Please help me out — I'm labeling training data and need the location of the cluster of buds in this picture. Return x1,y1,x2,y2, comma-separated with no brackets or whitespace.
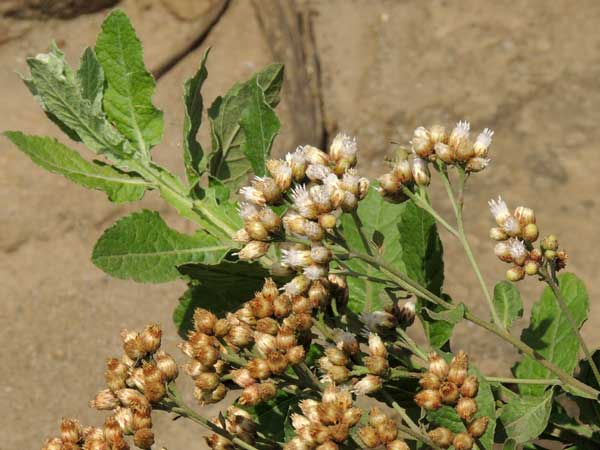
360,300,416,335
179,278,323,410
42,325,177,450
357,408,409,450
488,197,567,281
285,385,362,450
378,122,494,200
235,134,368,288
205,406,257,450
415,352,488,450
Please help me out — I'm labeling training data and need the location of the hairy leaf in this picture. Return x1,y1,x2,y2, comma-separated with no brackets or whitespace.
92,210,229,283
493,281,523,330
427,363,496,449
340,190,446,345
242,390,297,443
514,273,589,395
174,261,275,336
499,389,554,444
95,9,163,154
77,47,104,113
208,63,284,191
240,78,280,176
194,187,243,241
23,43,132,159
182,49,209,189
4,132,146,203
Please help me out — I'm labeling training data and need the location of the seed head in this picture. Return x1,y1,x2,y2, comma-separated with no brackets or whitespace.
488,196,511,226
411,157,430,186
428,352,449,379
193,308,217,335
89,389,119,410
133,428,154,450
60,418,83,443
414,389,442,410
353,374,382,395
237,240,269,260
453,432,474,450
428,427,454,449
460,375,479,398
456,397,478,421
358,425,380,448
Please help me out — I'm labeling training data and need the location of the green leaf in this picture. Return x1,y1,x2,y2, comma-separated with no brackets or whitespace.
182,49,209,189
208,63,284,191
573,350,600,428
174,260,274,336
427,363,496,449
95,9,163,154
4,131,146,203
551,400,600,442
499,389,554,444
92,210,230,283
422,303,465,324
493,281,523,330
23,43,132,159
243,390,297,443
502,438,517,450
339,190,446,345
194,187,243,241
513,273,589,396
240,78,280,176
77,47,104,113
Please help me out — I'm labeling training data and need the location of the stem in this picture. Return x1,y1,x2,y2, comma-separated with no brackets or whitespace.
351,210,375,256
439,166,501,326
401,187,460,238
486,376,561,385
395,327,428,361
293,362,324,391
338,247,600,398
542,266,600,388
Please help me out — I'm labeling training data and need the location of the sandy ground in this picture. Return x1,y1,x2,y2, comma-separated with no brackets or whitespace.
2,1,600,449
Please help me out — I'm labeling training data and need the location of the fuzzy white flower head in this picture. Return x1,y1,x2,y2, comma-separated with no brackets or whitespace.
353,374,382,395
254,332,277,357
330,132,358,162
286,147,306,165
239,186,266,205
291,184,310,204
291,185,318,219
488,196,511,226
303,264,328,280
507,238,527,260
449,120,471,149
473,128,494,157
310,184,333,206
368,333,387,358
306,163,332,181
503,216,522,237
290,413,311,432
238,202,260,220
281,248,312,268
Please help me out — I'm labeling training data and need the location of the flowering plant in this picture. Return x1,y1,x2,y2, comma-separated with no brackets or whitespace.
7,10,600,450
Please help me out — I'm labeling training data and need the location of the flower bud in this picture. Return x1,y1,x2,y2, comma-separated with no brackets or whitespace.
386,440,410,450
237,241,269,260
392,158,413,184
368,333,387,357
132,409,152,431
494,242,512,262
287,345,306,365
325,347,349,366
259,382,277,401
133,429,154,450
419,372,441,390
206,433,233,450
523,223,539,242
447,351,468,386
343,407,363,427
319,213,337,230
228,325,254,348
465,157,490,173
451,121,473,161
254,177,282,204
542,234,559,251
414,389,442,410
309,280,331,310
360,311,397,333
127,367,145,391
468,416,489,438
368,407,387,428
377,419,398,443
233,228,251,243
287,313,313,331
340,191,358,212
214,318,231,337
453,432,474,450
439,381,460,404
103,415,123,444
116,389,148,408
428,427,454,449
524,260,539,276
502,216,522,237
255,332,277,357
460,375,479,398
193,308,217,335
434,142,454,163
276,326,297,349
121,330,145,360
256,317,279,335
395,301,416,328
245,219,270,241
514,206,535,225
456,397,478,421
238,384,262,406
42,438,63,450
303,145,330,165
240,186,267,205
144,380,166,402
428,353,449,379
411,126,434,158
411,157,430,186
284,275,311,296
506,266,525,282
247,358,271,380
231,368,256,388
195,345,220,366
311,245,332,264
60,418,83,443
430,124,448,144
358,425,380,448
89,389,119,410
336,332,359,356
266,350,289,374
316,441,339,450
287,148,308,181
353,375,382,395
249,294,274,319
259,208,282,233
489,227,508,241
272,294,293,319
292,295,314,315
358,177,370,200
473,128,493,157
114,407,134,435
267,159,293,191
328,365,351,383
306,164,332,182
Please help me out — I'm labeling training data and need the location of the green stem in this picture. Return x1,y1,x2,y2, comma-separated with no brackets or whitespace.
351,210,375,256
486,376,561,385
293,362,324,391
337,247,599,398
395,327,428,361
542,266,600,388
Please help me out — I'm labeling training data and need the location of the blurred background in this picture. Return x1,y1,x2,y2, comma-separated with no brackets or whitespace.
2,0,600,448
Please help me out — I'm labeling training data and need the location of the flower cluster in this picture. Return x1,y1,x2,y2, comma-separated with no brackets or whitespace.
42,325,177,450
488,197,567,281
357,408,410,450
235,134,369,291
285,385,363,450
415,352,488,450
378,122,494,200
205,406,257,449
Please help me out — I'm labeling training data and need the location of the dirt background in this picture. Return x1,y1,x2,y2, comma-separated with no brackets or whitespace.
2,1,600,449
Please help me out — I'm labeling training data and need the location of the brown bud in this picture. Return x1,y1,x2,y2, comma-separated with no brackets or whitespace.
386,440,410,450
353,375,382,395
506,266,525,282
414,389,442,410
376,419,398,443
365,356,389,375
154,350,178,381
266,350,289,374
206,433,233,450
89,389,119,410
287,346,306,365
195,345,220,366
309,280,331,310
231,368,256,388
419,372,441,390
143,381,166,403
142,362,165,386
132,410,152,431
228,325,254,348
325,347,349,366
439,381,460,404
249,294,274,319
448,351,469,385
317,440,339,450
467,416,489,438
318,401,342,425
453,432,474,450
273,294,293,318
329,423,350,443
529,248,543,261
103,415,123,444
195,372,220,391
342,407,363,427
247,358,272,380
256,317,279,335
42,438,63,450
428,352,449,379
368,407,387,428
60,418,83,443
193,308,217,335
292,295,314,315
259,207,282,233
121,330,146,360
319,213,337,230
276,326,298,350
114,408,134,435
460,375,479,398
259,382,277,401
140,324,162,354
456,397,478,421
358,425,381,448
287,313,313,331
428,427,454,449
328,365,351,383
133,429,154,450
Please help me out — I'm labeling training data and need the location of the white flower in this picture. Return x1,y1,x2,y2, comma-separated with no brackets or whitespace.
303,264,328,280
286,147,306,165
473,128,494,156
508,238,527,260
290,413,311,431
330,132,358,161
449,120,471,150
488,196,511,226
239,186,266,205
306,163,332,181
503,216,522,237
353,374,382,395
281,249,312,268
238,202,260,220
